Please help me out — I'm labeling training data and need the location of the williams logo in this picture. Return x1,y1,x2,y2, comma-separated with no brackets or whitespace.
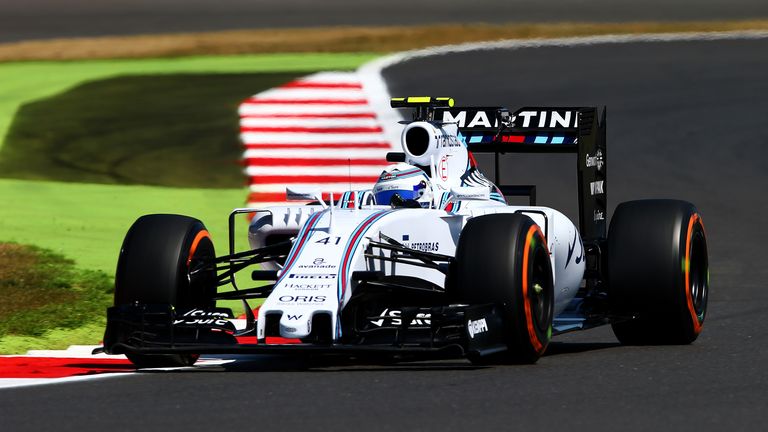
589,180,604,196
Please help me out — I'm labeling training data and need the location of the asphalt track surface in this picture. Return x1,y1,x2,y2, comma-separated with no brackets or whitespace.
1,36,767,430
3,0,768,42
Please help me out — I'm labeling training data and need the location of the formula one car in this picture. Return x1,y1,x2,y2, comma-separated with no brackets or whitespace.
101,97,709,367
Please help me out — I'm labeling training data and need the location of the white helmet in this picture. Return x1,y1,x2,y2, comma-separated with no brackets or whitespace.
372,163,432,207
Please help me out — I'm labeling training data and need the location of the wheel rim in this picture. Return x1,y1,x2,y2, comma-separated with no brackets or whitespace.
184,230,216,307
689,228,708,318
529,245,553,333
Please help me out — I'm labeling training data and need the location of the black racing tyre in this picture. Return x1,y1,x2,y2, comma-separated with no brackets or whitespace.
451,213,554,364
608,200,708,345
114,214,217,368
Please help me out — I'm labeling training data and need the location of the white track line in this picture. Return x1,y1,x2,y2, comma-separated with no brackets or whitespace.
0,373,133,390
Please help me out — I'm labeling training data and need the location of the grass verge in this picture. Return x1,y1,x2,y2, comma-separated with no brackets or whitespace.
0,243,113,353
0,53,378,152
0,178,251,274
0,72,303,187
0,20,766,61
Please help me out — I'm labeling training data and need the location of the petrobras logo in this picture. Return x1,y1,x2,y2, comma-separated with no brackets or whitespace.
436,133,461,148
467,317,489,339
403,241,440,253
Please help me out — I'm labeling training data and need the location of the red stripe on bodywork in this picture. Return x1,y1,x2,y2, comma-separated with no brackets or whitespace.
502,135,525,143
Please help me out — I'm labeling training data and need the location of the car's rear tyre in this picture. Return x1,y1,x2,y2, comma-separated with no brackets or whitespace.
114,214,217,368
608,200,708,345
451,213,554,364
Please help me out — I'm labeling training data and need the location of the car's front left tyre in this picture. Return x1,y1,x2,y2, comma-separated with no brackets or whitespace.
112,214,216,368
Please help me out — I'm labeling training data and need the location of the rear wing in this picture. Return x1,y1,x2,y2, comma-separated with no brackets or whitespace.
433,106,607,241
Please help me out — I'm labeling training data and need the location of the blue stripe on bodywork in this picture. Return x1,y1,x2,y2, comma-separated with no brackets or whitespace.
274,210,324,285
336,210,394,336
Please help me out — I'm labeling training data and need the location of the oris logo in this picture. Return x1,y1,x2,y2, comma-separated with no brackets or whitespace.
278,295,327,303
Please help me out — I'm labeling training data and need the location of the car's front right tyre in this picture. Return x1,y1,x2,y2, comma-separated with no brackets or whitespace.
450,213,554,364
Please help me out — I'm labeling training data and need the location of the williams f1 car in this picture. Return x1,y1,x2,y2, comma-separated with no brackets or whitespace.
102,97,709,367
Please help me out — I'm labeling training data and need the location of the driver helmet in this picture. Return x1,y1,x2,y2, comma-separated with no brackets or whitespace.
372,163,433,207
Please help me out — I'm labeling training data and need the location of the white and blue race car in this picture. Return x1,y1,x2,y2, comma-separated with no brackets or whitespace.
102,97,709,367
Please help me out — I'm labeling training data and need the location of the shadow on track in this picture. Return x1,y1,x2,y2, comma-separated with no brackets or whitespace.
133,341,623,373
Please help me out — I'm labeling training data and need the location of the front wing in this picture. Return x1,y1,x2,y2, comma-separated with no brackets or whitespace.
102,302,508,359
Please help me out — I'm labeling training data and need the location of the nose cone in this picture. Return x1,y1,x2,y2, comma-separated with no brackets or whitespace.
279,312,312,338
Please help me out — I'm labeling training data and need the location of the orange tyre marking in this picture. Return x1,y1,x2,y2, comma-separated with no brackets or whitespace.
187,230,211,267
522,225,545,353
684,214,703,334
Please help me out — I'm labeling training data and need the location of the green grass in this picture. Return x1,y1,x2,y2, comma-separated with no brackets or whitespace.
0,53,378,153
0,178,251,274
0,72,302,187
0,243,114,353
0,178,258,350
0,322,108,354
